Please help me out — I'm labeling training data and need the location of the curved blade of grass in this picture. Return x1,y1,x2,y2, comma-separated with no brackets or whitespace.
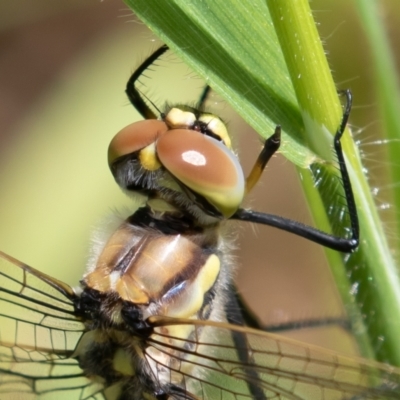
124,0,315,167
124,0,400,366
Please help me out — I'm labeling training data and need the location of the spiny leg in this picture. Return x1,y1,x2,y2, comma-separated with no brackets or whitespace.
232,90,359,252
126,44,169,119
245,125,281,195
197,85,212,110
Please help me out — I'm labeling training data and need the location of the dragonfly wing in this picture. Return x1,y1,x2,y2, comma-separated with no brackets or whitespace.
147,316,400,400
0,359,105,400
0,251,105,399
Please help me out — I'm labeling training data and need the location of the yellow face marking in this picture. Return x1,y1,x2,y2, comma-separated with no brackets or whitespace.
139,142,162,171
165,108,196,129
199,114,231,148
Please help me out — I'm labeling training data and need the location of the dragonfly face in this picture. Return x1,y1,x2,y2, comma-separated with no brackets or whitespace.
0,45,399,400
108,106,244,220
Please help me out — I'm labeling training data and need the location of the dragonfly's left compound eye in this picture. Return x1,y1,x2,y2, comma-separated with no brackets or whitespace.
108,119,168,171
157,128,245,218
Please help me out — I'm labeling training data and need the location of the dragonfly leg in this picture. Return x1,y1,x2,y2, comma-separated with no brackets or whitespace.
245,126,281,195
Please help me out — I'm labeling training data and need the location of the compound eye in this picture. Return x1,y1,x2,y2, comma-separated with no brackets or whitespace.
156,129,245,218
108,120,168,166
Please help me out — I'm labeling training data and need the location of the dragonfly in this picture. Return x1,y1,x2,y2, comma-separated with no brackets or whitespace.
0,44,399,400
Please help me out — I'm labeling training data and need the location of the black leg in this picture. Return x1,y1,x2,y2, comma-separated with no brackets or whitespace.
232,90,359,253
232,288,350,332
245,125,281,195
197,85,212,110
126,44,169,119
263,316,350,332
225,286,267,400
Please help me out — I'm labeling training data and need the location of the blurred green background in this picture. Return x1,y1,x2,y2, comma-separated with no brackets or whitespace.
0,0,399,355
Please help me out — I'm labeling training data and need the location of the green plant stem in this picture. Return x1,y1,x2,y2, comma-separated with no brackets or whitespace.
267,0,400,365
355,0,400,247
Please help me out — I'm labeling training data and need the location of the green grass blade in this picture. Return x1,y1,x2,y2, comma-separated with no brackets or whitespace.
124,0,316,167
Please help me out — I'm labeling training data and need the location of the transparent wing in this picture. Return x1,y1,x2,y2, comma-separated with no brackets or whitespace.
0,360,105,400
147,316,400,400
3,250,399,400
0,251,106,399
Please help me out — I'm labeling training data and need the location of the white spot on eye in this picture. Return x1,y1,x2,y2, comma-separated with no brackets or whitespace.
182,151,206,166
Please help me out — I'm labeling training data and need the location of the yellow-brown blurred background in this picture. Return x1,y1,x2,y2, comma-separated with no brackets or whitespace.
0,0,399,355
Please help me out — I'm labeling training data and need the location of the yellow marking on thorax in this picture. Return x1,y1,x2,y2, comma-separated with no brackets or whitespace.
166,253,220,319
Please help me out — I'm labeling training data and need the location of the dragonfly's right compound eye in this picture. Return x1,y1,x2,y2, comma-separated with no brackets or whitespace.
156,128,245,218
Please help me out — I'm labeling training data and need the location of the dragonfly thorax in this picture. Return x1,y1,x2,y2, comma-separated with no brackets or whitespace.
73,203,235,399
83,212,222,318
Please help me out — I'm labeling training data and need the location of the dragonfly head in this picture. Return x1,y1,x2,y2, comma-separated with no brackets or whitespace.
108,106,245,221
